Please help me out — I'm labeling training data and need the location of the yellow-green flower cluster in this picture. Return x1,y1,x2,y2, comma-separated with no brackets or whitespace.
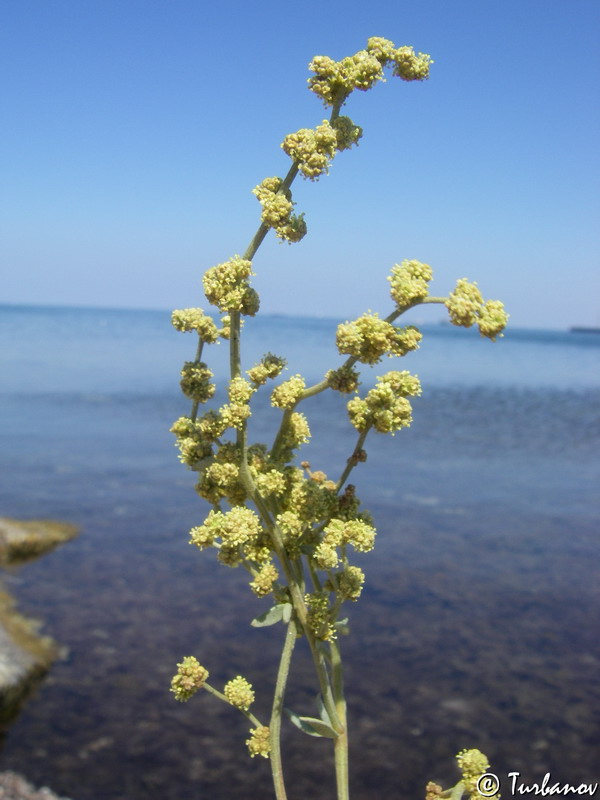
180,361,215,402
249,562,279,597
196,461,245,506
271,374,306,409
388,259,433,307
305,591,336,641
281,116,362,181
308,37,432,107
276,509,306,540
220,402,252,431
247,353,287,386
284,473,338,526
170,656,209,702
478,300,510,341
456,749,491,798
308,52,383,106
228,376,254,405
190,507,262,554
203,255,258,314
336,565,365,601
253,177,307,243
282,121,338,181
326,364,360,393
446,279,509,340
171,308,219,342
224,676,255,710
246,725,271,758
254,468,287,498
392,45,433,81
332,115,363,151
347,371,421,434
170,416,215,467
277,412,311,457
324,518,376,553
336,313,422,364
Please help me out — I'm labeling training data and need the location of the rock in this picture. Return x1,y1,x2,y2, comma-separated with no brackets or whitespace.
0,771,73,800
0,591,57,727
0,517,79,729
0,518,79,566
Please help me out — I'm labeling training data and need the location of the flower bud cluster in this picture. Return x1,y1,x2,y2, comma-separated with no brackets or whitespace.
254,468,287,498
224,676,255,710
271,374,306,409
388,259,433,307
246,725,271,758
247,353,287,386
335,565,365,601
347,371,421,434
249,562,279,597
456,749,491,797
305,590,336,641
336,313,422,364
332,115,363,150
171,308,219,342
180,361,215,402
196,461,245,506
190,507,262,554
170,656,209,702
203,256,258,314
326,364,360,393
446,279,509,340
170,416,215,467
392,45,433,81
277,412,311,457
282,121,338,180
313,516,376,569
253,177,307,243
308,37,432,107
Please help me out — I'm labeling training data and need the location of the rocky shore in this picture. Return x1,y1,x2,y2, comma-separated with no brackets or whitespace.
0,772,72,800
0,518,79,800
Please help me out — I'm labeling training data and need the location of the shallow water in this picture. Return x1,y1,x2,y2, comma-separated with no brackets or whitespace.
0,306,598,797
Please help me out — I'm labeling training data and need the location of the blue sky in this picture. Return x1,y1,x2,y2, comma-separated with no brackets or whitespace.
1,0,599,329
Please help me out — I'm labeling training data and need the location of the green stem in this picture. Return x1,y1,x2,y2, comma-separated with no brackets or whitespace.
269,620,298,800
330,640,349,800
335,428,370,492
190,336,205,423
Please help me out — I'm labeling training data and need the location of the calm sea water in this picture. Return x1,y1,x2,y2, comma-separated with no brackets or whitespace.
0,305,598,799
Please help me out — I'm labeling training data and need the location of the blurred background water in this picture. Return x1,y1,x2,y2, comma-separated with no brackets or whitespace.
0,304,598,798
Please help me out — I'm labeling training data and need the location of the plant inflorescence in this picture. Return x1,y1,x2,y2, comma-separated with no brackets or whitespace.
169,35,506,800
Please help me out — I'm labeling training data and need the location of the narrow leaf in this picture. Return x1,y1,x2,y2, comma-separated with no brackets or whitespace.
298,716,338,739
285,708,337,738
317,694,333,727
251,604,284,627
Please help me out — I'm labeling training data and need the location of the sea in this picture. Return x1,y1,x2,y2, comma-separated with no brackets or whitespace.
0,304,598,799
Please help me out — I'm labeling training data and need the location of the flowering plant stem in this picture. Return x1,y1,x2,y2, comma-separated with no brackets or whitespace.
169,35,508,800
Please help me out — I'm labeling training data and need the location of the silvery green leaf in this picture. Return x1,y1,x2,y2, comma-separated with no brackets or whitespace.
251,604,285,627
281,602,292,623
285,709,337,738
317,694,333,726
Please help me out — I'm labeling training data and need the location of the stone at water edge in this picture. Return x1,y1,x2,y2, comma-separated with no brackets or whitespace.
0,518,79,566
0,516,79,727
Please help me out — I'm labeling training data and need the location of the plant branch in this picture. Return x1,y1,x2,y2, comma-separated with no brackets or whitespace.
269,619,298,800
